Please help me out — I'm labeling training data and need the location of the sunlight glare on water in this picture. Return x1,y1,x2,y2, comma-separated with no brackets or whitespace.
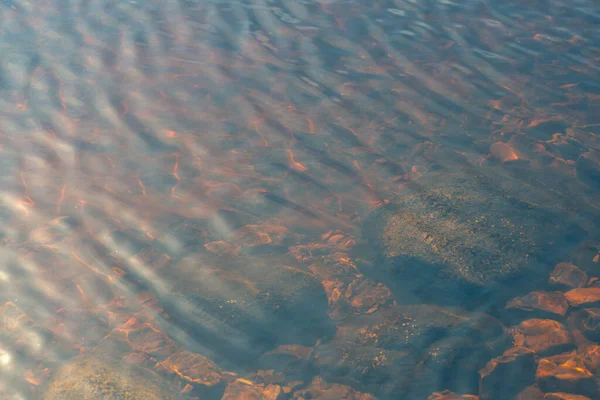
0,0,600,398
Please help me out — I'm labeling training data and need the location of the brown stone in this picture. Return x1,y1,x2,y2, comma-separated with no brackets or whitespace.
479,347,536,400
221,379,284,400
536,352,598,397
512,319,573,356
544,393,592,400
293,377,377,400
427,390,478,399
579,343,600,374
549,263,588,290
564,288,600,307
516,385,545,400
506,291,569,317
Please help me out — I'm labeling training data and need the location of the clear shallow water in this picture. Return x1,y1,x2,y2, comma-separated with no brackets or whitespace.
1,0,600,398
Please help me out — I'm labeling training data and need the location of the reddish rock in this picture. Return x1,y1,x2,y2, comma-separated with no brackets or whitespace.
512,319,573,356
564,288,600,307
506,291,569,317
479,347,536,400
155,350,223,387
579,343,600,374
536,352,598,397
221,379,284,400
427,390,478,399
516,385,546,400
293,377,377,400
544,393,592,400
549,263,588,290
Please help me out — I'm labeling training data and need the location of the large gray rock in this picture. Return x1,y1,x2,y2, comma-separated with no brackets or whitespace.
360,166,587,307
155,253,333,364
42,355,177,400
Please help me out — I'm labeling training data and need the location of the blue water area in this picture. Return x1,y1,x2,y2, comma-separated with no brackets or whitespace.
0,0,599,398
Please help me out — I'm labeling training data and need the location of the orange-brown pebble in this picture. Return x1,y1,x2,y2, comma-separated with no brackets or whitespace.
293,377,377,400
544,393,592,400
564,288,600,307
536,352,597,397
549,263,588,290
479,347,536,400
490,142,519,162
506,291,569,317
512,319,573,356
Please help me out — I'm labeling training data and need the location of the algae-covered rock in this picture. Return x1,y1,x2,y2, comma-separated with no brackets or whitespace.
361,167,586,306
155,253,333,363
42,354,176,400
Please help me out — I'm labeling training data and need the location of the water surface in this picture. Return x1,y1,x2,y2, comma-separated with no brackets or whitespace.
1,0,600,398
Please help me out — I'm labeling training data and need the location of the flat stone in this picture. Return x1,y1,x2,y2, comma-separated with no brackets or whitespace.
512,319,573,356
221,380,284,400
506,291,569,317
536,352,598,397
293,377,377,400
544,393,592,400
427,390,478,399
564,288,600,307
155,350,223,387
515,385,545,400
549,263,588,290
479,347,536,400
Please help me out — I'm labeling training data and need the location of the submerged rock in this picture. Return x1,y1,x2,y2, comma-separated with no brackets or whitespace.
312,305,508,399
155,253,333,363
536,352,598,398
549,263,588,290
576,150,600,190
479,347,536,400
221,379,284,400
506,291,569,318
42,355,176,400
293,377,377,400
564,288,600,307
511,319,573,356
361,167,586,307
427,390,479,400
